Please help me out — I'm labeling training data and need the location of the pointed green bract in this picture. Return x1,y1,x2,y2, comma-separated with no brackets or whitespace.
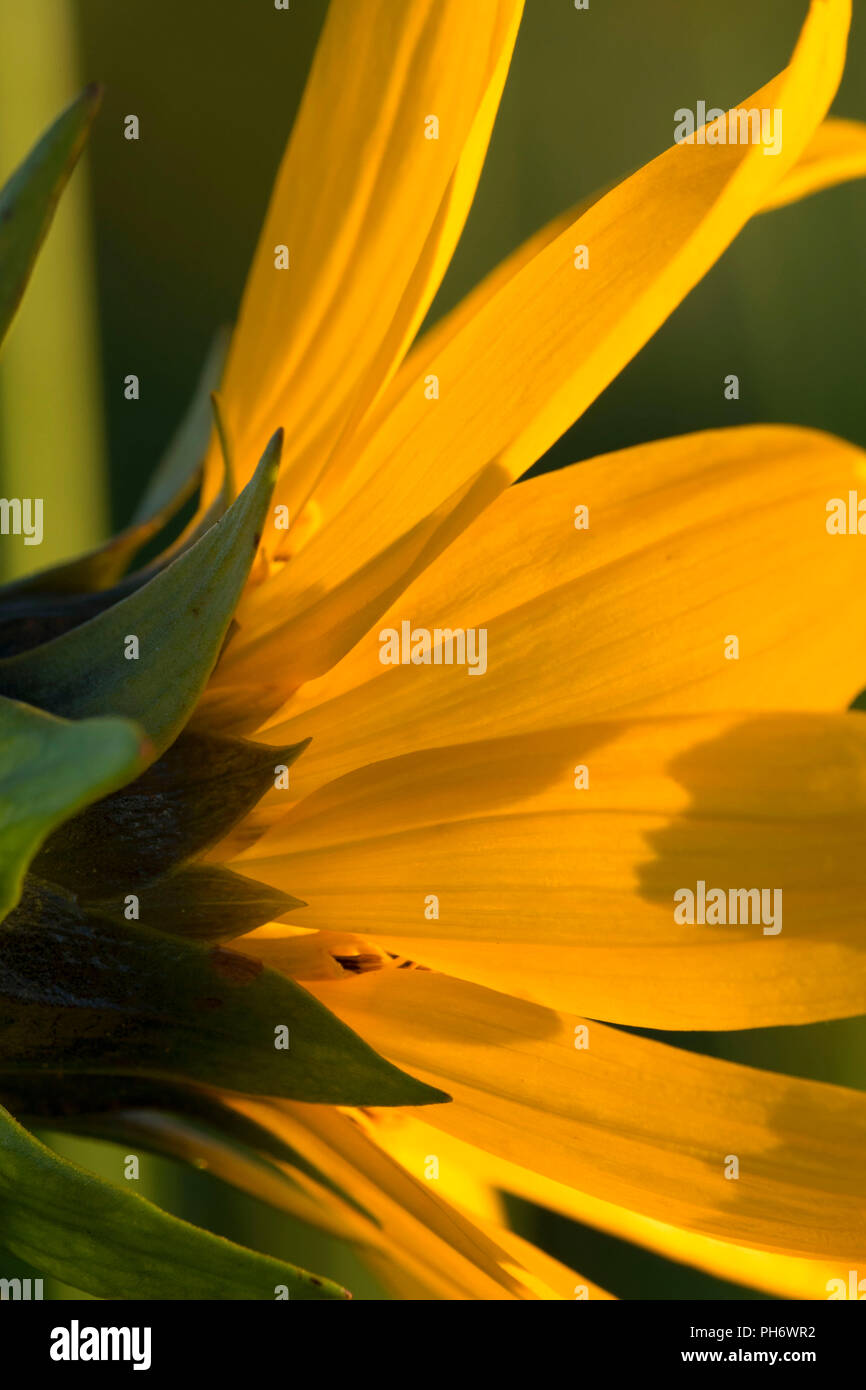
33,731,309,895
88,863,304,942
0,880,450,1108
0,86,101,355
0,432,282,767
0,1104,348,1299
0,696,144,921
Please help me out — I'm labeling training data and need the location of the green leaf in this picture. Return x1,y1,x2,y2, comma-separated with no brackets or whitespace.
0,696,144,921
0,86,100,354
33,730,309,895
0,431,282,766
0,1103,349,1299
0,880,449,1108
88,864,304,942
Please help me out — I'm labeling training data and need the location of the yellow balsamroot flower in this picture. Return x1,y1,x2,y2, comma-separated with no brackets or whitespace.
4,0,866,1301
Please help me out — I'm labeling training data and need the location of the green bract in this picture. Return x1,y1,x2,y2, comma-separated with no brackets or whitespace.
0,87,100,356
0,1105,350,1300
0,92,450,1302
0,432,283,763
0,696,144,920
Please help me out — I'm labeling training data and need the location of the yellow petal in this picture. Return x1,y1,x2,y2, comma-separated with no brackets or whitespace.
281,108,866,560
368,1110,847,1302
221,0,852,692
297,968,866,1265
231,1099,586,1300
243,426,866,800
765,116,866,210
464,1214,614,1301
344,1108,613,1299
300,107,866,529
305,108,866,525
239,710,866,1029
205,0,523,514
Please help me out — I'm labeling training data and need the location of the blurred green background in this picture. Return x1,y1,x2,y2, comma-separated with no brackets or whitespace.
1,0,865,1299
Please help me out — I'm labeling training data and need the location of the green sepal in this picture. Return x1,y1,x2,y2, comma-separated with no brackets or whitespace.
0,431,282,766
0,485,230,658
0,1104,349,1299
87,864,304,942
3,1073,378,1226
33,730,309,895
0,695,144,921
0,880,450,1108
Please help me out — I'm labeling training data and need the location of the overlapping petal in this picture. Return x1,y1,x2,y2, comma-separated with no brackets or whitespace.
205,0,524,515
238,709,866,1029
237,426,866,798
363,1109,851,1301
228,1097,609,1300
276,968,866,1266
216,0,853,698
765,115,866,209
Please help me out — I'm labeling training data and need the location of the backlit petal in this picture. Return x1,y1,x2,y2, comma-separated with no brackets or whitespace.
247,427,866,798
206,0,523,515
294,969,866,1264
765,115,866,209
221,0,852,692
240,710,866,1029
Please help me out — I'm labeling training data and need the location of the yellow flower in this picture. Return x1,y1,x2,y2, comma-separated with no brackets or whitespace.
159,0,866,1298
8,0,866,1301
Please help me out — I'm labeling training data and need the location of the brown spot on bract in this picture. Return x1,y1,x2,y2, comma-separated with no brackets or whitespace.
209,947,263,985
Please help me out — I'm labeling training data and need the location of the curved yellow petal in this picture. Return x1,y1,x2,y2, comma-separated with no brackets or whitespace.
368,1111,848,1302
287,108,866,550
765,115,866,210
328,110,866,454
205,0,523,512
347,1109,614,1298
230,1099,591,1300
238,710,866,1029
240,426,866,800
295,968,866,1265
297,107,866,528
221,0,852,693
462,1213,615,1302
304,108,866,527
